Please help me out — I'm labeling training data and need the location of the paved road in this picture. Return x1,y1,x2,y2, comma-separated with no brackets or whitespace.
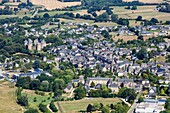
127,85,142,113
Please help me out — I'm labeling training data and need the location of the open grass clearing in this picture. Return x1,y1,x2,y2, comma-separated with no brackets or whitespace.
0,81,22,113
57,98,120,113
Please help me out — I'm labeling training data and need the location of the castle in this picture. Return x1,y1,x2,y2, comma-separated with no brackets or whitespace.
24,39,47,51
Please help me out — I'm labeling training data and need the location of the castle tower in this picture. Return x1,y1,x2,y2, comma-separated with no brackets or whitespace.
41,39,46,48
36,42,42,51
28,39,33,50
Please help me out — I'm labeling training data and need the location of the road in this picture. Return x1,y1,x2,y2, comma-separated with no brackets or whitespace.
32,9,38,18
127,85,142,113
68,88,74,98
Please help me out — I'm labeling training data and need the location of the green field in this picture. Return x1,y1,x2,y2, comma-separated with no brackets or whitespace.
57,98,121,113
22,89,53,109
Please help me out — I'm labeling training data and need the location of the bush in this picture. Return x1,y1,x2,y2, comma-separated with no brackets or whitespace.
24,108,39,113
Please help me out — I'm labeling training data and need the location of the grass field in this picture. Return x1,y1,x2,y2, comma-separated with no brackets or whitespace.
111,5,170,21
22,89,53,109
0,81,22,113
57,98,120,113
30,0,81,10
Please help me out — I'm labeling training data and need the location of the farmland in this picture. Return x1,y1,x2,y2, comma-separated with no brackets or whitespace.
0,81,22,113
56,98,121,113
123,0,165,3
111,5,170,21
30,0,81,10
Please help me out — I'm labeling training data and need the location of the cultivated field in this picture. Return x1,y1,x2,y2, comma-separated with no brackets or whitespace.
57,98,121,113
123,0,165,3
30,0,81,10
0,81,22,113
111,5,170,21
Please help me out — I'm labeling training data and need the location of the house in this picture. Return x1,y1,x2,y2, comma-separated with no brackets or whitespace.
148,87,157,98
19,69,51,79
64,83,73,93
108,83,119,93
86,77,113,86
142,80,150,88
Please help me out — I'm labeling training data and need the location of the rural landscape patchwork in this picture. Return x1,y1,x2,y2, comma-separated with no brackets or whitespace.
0,0,170,113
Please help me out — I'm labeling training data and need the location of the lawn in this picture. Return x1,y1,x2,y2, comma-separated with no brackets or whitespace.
57,98,121,113
0,81,22,113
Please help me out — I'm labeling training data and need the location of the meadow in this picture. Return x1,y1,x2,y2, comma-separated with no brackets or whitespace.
56,98,121,113
22,89,53,110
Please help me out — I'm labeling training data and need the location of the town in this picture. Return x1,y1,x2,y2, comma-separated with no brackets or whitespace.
0,0,170,113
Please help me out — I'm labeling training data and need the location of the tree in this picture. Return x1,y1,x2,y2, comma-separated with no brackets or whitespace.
43,13,50,18
101,30,110,39
138,97,144,103
118,87,136,103
29,79,41,90
110,104,114,109
92,12,97,17
101,106,109,113
74,86,86,100
87,104,93,112
151,18,159,23
117,18,129,26
90,81,95,87
111,14,118,22
54,90,63,98
17,95,28,106
136,48,147,60
24,108,39,113
32,60,41,69
39,103,49,113
49,102,58,112
136,16,142,21
76,13,81,18
138,35,144,40
131,5,137,10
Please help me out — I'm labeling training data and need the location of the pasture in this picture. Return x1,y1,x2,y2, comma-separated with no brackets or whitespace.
0,81,22,113
56,98,121,113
